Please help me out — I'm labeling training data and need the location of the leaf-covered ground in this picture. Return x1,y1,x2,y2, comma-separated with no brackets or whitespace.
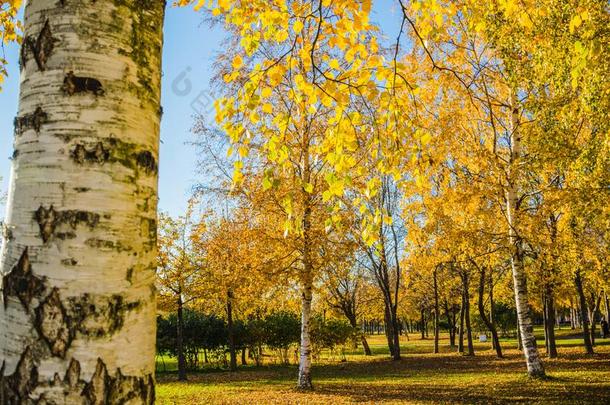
156,330,610,404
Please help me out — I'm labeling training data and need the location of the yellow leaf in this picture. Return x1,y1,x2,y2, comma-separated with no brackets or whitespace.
232,55,243,69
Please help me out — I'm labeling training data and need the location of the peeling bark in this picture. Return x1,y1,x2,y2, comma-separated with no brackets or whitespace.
14,107,48,135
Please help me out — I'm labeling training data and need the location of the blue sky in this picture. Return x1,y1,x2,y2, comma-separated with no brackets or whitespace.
0,2,401,219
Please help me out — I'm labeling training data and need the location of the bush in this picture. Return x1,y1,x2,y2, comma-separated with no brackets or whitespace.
311,317,356,359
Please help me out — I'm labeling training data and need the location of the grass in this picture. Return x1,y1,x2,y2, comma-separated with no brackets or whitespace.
156,328,610,404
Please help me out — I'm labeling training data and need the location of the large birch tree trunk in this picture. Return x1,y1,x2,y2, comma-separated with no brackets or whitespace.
506,93,545,377
0,0,165,403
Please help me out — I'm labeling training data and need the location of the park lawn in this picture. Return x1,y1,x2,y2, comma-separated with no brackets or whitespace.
156,330,610,404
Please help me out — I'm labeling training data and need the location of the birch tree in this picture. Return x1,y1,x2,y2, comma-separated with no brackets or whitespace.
1,1,164,402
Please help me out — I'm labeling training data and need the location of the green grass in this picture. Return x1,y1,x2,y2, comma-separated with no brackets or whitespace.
156,327,610,404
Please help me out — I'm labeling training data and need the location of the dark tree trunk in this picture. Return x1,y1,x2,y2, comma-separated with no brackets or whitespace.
433,269,440,354
177,296,187,381
383,301,401,360
544,285,558,358
575,271,594,355
542,292,549,353
420,308,426,340
444,301,456,347
458,294,465,353
477,267,502,358
227,290,237,371
463,273,475,356
605,292,610,324
489,272,496,350
348,314,372,356
588,293,602,346
241,348,247,366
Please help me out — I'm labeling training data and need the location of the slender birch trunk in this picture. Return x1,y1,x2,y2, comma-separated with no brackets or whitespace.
0,1,165,402
298,271,313,389
297,137,313,390
506,92,545,377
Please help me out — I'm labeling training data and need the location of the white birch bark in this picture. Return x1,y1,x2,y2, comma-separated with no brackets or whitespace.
297,139,313,390
506,92,545,377
0,0,165,403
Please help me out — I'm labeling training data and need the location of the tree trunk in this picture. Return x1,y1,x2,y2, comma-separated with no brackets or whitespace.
392,309,401,360
574,270,594,354
444,301,456,347
227,290,237,371
347,315,371,356
477,267,502,358
506,92,545,377
463,273,475,356
433,269,440,354
588,293,602,347
0,1,164,403
489,272,496,350
605,292,610,324
544,286,558,358
420,308,426,340
177,296,187,381
458,293,465,353
241,348,247,366
298,275,313,389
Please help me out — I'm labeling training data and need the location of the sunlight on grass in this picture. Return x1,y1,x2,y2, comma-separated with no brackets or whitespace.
157,329,610,404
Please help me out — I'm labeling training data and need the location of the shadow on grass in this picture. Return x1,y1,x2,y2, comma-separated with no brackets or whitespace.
158,349,610,403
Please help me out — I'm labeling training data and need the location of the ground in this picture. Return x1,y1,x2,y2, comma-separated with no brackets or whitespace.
156,328,610,404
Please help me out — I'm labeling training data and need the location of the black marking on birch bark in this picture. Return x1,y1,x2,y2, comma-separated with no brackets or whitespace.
82,358,154,405
20,20,57,72
136,150,158,173
66,294,142,338
14,107,48,135
126,267,134,284
35,205,58,243
34,288,73,358
62,71,105,96
11,149,19,160
0,347,39,404
35,205,101,243
70,138,158,175
2,249,46,311
83,238,132,253
61,258,78,266
71,142,110,164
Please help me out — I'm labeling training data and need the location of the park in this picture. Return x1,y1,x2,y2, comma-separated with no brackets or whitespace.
0,0,608,403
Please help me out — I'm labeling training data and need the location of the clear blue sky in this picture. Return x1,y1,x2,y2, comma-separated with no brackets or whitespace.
0,2,401,219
